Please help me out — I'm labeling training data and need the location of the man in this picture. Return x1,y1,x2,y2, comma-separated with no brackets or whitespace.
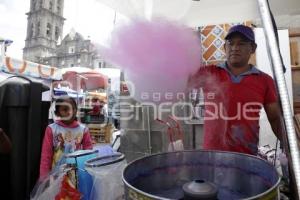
89,98,101,116
189,24,283,155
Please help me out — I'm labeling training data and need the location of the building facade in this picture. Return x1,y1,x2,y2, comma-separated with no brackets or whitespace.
23,0,107,69
41,29,106,68
23,0,65,63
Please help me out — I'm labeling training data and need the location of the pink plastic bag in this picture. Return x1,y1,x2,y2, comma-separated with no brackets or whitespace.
157,115,184,152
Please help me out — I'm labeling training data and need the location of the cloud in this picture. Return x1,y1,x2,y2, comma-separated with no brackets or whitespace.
63,0,117,44
0,0,127,60
0,0,28,59
0,0,13,9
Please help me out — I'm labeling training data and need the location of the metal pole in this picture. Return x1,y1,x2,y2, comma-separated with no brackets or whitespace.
192,124,196,149
257,0,300,196
146,106,152,154
0,41,5,67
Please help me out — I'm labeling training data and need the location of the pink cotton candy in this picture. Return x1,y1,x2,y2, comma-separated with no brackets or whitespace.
100,18,202,103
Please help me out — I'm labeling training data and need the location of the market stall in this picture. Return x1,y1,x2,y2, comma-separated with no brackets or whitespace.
25,0,300,199
96,0,300,199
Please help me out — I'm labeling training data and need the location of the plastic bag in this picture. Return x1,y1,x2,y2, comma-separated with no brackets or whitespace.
30,168,66,200
86,158,127,200
157,115,185,152
168,139,184,152
55,173,81,200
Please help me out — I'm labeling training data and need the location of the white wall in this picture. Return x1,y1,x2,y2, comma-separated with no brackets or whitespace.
255,28,293,149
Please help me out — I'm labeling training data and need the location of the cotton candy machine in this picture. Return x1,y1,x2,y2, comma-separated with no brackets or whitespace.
123,150,280,200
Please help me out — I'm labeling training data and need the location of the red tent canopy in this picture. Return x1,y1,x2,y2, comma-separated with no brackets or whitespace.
62,71,108,91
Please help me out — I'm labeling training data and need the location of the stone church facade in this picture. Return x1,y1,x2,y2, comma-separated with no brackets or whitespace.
40,29,105,68
23,0,106,69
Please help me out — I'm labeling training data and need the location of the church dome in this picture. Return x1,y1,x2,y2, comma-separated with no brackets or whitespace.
62,28,84,42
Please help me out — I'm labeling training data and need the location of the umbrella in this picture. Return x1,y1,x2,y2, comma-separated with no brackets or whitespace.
62,71,108,91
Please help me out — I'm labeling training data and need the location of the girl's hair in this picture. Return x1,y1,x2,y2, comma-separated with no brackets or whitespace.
54,96,77,116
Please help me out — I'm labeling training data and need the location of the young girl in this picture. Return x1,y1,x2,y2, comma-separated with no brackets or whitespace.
39,97,93,179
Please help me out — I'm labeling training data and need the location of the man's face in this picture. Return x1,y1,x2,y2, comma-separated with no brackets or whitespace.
224,33,256,68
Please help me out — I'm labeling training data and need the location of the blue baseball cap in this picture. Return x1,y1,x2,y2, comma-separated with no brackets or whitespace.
225,25,255,42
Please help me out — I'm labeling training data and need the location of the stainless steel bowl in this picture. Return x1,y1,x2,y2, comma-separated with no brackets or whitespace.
123,150,280,200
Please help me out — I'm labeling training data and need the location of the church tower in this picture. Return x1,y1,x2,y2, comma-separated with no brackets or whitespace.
23,0,65,63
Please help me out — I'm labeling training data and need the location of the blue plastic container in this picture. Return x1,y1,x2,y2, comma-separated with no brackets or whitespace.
66,149,98,200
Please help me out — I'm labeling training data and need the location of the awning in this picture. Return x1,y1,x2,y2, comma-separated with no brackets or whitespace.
62,71,108,91
96,0,300,26
1,56,60,80
53,87,85,98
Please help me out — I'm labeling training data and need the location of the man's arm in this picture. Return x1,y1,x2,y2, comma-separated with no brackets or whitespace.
187,67,208,90
264,102,283,142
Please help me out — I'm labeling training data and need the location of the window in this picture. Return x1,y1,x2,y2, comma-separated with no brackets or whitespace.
36,0,40,9
57,5,61,14
36,21,40,36
98,62,105,68
32,0,42,10
32,0,36,11
70,64,74,67
32,0,41,10
56,0,61,14
46,23,52,37
68,46,75,54
40,0,44,8
55,26,59,40
29,24,34,38
49,1,53,11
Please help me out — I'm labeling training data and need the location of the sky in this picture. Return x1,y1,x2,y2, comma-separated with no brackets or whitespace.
0,0,124,59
